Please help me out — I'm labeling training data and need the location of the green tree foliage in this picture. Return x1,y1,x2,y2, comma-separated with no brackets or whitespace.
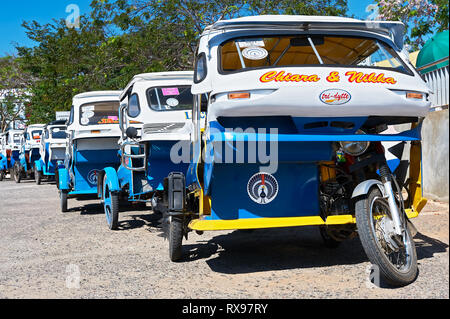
17,0,349,124
376,0,449,49
0,56,32,131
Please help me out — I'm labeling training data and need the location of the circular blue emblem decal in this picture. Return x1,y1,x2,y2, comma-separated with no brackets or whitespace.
87,169,99,185
247,172,279,205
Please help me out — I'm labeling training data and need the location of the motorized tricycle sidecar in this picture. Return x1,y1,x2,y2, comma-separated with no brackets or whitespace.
57,91,122,212
0,133,7,181
13,124,45,183
34,120,68,185
97,71,199,230
160,15,432,286
0,129,24,181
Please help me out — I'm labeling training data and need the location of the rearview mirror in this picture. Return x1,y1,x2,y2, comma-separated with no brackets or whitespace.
126,127,138,139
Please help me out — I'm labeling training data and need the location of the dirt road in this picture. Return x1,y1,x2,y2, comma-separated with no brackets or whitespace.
0,179,448,299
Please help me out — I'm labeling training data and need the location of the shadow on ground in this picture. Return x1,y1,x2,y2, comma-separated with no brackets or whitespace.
179,227,448,276
118,210,162,231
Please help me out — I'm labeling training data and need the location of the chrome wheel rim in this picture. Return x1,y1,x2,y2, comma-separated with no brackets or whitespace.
369,196,413,273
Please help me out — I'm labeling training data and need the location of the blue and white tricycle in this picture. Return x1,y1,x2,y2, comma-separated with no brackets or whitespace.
34,120,68,185
13,124,45,183
98,71,197,230
57,91,122,212
161,15,431,287
0,129,24,181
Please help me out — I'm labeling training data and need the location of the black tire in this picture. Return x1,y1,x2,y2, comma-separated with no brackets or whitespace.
60,191,68,213
55,169,60,189
35,166,42,185
0,170,4,181
355,187,418,287
169,217,184,262
13,164,21,183
103,174,119,230
319,226,342,248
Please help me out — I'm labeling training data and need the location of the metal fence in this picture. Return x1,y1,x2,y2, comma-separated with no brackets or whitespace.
417,57,449,112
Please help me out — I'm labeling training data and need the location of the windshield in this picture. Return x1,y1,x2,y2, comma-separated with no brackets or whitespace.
50,127,67,139
79,101,120,126
147,86,193,111
13,134,21,144
26,130,42,141
220,35,410,74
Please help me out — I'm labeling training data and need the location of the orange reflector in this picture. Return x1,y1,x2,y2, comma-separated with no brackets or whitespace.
91,130,101,134
228,92,250,99
406,92,423,99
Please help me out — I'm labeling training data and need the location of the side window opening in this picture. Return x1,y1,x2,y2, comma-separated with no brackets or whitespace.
68,106,74,125
194,53,207,83
127,94,141,118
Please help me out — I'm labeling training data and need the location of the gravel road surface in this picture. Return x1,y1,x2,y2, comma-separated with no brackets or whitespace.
0,179,448,299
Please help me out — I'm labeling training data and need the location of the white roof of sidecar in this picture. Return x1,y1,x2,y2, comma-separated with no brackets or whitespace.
5,130,24,145
23,124,45,143
25,124,46,132
70,90,122,140
120,71,194,101
203,15,405,50
120,71,195,142
73,90,122,101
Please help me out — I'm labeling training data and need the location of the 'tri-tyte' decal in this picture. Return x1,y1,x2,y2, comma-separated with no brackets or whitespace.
319,89,351,105
247,172,279,205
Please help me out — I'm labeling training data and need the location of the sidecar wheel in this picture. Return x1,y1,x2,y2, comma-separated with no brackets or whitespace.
355,187,417,287
319,226,341,248
169,217,184,262
34,166,42,185
103,175,119,230
60,191,68,213
13,164,21,183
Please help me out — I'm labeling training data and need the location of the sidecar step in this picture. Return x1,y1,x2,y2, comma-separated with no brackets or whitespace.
189,209,419,231
189,215,354,231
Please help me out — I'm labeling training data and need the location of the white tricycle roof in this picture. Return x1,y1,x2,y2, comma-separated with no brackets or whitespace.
23,124,46,148
70,90,122,140
193,15,430,119
121,71,195,142
4,130,24,148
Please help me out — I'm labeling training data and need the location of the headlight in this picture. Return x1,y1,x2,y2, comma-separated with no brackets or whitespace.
339,130,370,156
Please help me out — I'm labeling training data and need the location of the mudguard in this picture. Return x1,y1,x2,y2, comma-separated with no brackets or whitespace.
34,159,43,172
58,168,70,190
0,155,6,170
98,167,121,198
351,179,386,198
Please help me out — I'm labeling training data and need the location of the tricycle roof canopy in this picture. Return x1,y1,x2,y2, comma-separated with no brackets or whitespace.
74,90,122,101
204,15,405,50
120,71,194,101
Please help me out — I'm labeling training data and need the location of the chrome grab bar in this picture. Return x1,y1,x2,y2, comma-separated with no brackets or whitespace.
118,103,127,140
121,140,147,172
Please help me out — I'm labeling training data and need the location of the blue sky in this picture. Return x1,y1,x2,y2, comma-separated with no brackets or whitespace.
0,0,373,56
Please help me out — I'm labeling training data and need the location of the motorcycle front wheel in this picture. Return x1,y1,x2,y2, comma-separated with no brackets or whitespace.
355,187,418,287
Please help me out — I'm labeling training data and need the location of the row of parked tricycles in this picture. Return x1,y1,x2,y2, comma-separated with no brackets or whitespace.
1,15,433,287
0,120,67,183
